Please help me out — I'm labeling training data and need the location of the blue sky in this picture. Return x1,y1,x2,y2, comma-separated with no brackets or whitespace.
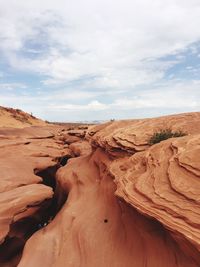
0,0,200,121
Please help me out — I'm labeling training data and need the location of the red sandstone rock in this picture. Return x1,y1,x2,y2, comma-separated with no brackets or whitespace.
60,133,81,144
0,112,200,267
0,125,74,266
0,106,48,128
0,184,53,244
69,140,92,156
18,149,198,267
87,112,200,156
110,135,200,264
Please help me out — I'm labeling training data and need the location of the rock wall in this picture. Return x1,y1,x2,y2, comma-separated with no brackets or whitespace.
0,112,200,266
18,148,198,267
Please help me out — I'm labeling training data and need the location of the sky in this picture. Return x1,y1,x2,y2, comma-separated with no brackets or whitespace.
0,0,200,122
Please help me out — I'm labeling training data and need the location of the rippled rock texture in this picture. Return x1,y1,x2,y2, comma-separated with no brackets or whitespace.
110,135,200,264
0,112,200,267
87,112,200,155
0,125,75,266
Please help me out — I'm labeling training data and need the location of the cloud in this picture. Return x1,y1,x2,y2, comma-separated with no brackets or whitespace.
0,83,27,91
52,100,108,111
1,1,200,82
0,0,200,120
49,80,199,110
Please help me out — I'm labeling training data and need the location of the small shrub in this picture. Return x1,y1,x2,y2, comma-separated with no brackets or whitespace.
148,128,187,145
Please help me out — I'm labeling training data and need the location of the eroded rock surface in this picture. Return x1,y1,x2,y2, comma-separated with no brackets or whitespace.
87,112,200,155
18,149,198,267
110,135,200,264
0,112,200,267
0,126,77,266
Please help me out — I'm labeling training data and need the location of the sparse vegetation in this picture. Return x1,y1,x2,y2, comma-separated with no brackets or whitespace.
148,128,187,145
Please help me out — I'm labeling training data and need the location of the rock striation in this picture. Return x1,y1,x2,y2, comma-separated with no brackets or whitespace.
18,148,199,267
87,112,200,155
0,126,75,266
110,135,200,264
0,112,200,267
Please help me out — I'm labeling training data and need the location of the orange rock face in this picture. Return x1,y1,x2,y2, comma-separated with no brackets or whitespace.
18,149,198,267
0,126,75,266
87,112,200,155
0,106,48,128
110,135,200,264
69,140,92,156
0,112,200,267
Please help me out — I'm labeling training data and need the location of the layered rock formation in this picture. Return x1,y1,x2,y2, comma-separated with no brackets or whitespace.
87,112,200,155
0,125,74,266
0,112,200,267
110,135,200,264
18,149,199,267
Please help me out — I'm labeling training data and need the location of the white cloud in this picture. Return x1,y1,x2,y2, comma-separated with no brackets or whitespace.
0,78,199,121
49,81,200,111
0,82,27,91
52,100,107,111
1,0,200,87
0,0,200,120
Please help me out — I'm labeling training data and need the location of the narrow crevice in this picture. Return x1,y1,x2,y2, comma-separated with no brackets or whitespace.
59,155,70,166
0,199,53,267
0,237,24,266
34,164,68,227
28,136,54,140
57,154,72,166
0,161,69,267
36,165,58,192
